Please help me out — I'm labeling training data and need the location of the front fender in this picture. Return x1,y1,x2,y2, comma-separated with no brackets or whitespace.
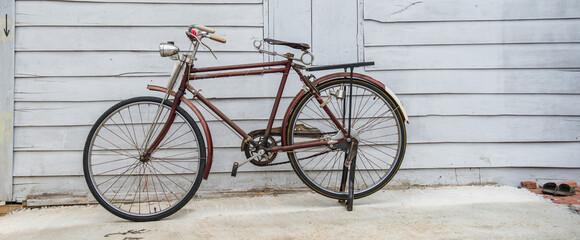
147,85,214,180
281,72,409,145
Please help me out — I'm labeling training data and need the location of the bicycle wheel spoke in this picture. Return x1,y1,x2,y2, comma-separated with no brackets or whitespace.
359,139,399,151
358,123,397,134
126,106,142,154
94,162,138,175
92,155,135,166
145,163,162,213
115,110,139,150
356,115,395,134
120,164,142,210
357,150,384,181
154,158,197,178
358,148,393,169
94,136,139,160
149,161,192,192
155,122,188,150
148,163,188,198
309,152,335,181
322,153,342,190
351,91,375,126
144,163,175,212
354,156,371,189
354,107,391,132
107,118,138,150
151,150,199,161
99,161,140,192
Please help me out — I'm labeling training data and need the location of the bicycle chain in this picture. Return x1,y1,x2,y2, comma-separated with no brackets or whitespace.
259,150,332,167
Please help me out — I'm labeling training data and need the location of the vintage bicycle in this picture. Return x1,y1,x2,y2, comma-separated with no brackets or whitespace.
83,25,409,221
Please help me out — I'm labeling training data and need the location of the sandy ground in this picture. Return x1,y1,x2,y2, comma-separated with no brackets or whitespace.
0,186,579,240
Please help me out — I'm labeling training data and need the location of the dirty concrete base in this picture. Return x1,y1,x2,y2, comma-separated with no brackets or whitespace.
1,186,579,239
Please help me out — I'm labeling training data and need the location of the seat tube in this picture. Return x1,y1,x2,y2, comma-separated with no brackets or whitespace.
264,60,292,136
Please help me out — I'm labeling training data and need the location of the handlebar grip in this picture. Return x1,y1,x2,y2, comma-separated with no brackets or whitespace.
194,25,215,34
209,35,227,44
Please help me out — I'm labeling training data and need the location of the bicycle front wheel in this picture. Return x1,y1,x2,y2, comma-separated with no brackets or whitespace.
286,78,406,199
83,97,206,221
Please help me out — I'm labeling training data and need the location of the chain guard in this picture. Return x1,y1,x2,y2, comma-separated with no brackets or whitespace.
241,130,278,166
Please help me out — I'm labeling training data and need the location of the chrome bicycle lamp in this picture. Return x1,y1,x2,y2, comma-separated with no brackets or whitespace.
159,42,180,57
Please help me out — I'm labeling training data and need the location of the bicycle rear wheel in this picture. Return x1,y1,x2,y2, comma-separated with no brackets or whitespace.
84,96,205,221
285,78,406,199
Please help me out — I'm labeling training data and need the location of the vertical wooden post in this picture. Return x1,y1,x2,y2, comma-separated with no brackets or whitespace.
0,0,14,201
356,0,364,63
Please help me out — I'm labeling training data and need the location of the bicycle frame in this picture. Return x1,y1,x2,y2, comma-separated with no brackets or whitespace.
145,59,349,179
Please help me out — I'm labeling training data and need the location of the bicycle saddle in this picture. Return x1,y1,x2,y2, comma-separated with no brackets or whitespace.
263,38,310,51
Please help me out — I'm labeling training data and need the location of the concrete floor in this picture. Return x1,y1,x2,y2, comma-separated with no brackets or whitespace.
0,186,579,240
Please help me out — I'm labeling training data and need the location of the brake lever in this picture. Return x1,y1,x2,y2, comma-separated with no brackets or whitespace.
188,30,218,60
199,40,218,60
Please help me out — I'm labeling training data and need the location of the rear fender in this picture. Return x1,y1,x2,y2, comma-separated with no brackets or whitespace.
281,72,409,145
147,85,214,180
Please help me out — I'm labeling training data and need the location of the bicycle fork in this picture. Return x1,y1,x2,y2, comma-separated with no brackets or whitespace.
142,63,192,160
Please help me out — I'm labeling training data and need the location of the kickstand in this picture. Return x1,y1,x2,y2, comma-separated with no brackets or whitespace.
347,155,356,211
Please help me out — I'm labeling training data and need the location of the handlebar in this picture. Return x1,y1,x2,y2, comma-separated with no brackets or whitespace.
190,24,226,44
193,24,215,34
209,35,227,44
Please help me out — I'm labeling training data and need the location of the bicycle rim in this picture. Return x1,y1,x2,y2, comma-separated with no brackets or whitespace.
84,97,205,221
286,79,406,199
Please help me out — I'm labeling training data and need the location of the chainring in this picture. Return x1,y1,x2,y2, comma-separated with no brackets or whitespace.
241,130,278,166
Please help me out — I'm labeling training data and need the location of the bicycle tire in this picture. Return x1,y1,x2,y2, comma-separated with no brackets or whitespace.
285,78,406,199
84,96,206,221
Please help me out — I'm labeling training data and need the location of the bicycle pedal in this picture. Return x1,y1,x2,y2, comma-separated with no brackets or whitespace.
231,162,239,177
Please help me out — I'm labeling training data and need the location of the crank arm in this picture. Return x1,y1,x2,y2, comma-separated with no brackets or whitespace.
231,150,265,177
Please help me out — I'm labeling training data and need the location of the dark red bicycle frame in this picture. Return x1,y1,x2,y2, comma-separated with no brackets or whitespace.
145,59,348,179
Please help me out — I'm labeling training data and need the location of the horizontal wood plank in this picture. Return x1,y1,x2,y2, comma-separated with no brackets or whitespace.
364,19,580,46
14,75,304,101
16,26,262,52
365,44,580,70
364,0,580,23
13,142,580,177
15,51,263,77
16,1,263,26
369,69,580,94
14,94,580,126
14,69,580,103
395,168,580,186
13,116,580,151
12,167,580,201
16,0,262,3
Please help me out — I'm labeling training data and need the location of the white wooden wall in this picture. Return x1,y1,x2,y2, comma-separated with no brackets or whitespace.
362,0,580,185
7,0,580,202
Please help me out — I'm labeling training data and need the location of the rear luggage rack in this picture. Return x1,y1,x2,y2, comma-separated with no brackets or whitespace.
305,62,374,72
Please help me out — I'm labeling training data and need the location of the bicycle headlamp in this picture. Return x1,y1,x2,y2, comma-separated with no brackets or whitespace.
159,42,180,57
